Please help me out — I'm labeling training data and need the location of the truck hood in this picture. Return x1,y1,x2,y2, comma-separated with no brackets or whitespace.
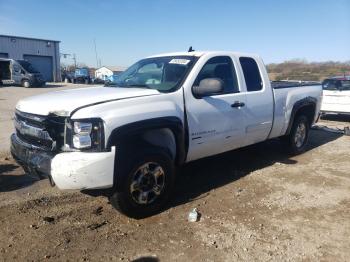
16,86,160,116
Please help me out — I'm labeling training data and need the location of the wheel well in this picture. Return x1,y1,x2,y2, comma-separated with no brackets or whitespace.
141,128,176,159
108,121,186,167
285,98,317,135
114,128,177,161
295,104,315,126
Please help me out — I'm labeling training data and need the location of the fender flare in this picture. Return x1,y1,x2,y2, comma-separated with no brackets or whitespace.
107,116,187,165
285,96,317,135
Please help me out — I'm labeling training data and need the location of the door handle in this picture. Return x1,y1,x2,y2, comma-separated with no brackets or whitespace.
231,101,245,108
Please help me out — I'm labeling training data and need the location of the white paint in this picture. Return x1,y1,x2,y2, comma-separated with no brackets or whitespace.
51,147,115,190
16,86,160,116
321,89,350,114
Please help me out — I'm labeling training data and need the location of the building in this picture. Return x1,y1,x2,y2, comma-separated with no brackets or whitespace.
95,66,126,80
0,35,61,82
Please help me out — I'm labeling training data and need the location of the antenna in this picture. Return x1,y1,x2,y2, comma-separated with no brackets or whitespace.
188,46,195,52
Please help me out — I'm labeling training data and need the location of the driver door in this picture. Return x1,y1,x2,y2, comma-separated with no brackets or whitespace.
185,56,247,162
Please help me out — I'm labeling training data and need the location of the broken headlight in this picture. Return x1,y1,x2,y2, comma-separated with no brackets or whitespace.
65,119,104,151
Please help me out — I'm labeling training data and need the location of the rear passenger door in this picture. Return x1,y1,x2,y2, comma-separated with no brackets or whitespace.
185,56,247,162
238,57,274,146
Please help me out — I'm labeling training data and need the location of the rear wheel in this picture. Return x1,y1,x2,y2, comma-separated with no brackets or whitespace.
284,115,310,154
22,80,31,88
109,147,175,218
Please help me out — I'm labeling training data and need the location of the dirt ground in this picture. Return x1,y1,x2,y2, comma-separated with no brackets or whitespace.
1,84,350,261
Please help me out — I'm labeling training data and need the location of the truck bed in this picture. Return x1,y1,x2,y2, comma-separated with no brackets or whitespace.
269,82,323,139
271,81,320,89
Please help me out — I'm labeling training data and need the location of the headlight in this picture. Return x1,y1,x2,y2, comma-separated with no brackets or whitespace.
73,134,91,148
66,119,104,151
74,122,92,134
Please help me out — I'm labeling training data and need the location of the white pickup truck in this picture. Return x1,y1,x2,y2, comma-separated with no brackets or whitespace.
11,51,322,218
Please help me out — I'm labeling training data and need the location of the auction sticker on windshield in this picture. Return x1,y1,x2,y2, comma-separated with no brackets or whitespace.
169,59,191,65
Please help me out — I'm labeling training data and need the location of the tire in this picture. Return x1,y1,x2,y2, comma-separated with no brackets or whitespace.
109,147,175,219
284,115,310,155
22,80,31,88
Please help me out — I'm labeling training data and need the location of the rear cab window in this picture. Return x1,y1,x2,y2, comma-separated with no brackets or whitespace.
239,57,263,92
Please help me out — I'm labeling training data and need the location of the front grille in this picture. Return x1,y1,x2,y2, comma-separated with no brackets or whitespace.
15,110,66,151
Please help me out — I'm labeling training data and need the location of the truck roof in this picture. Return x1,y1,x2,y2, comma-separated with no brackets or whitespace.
148,51,260,59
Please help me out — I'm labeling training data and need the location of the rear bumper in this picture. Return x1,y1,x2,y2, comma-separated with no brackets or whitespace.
11,133,115,190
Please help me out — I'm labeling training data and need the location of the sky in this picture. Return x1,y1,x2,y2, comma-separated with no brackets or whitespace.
0,0,349,67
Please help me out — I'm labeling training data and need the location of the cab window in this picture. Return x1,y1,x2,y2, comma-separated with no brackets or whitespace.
239,57,263,92
194,56,239,94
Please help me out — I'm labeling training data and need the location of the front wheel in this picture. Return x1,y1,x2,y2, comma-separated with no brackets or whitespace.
284,115,310,155
109,148,175,218
22,80,31,88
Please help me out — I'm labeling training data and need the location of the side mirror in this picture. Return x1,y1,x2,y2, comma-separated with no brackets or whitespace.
193,78,224,97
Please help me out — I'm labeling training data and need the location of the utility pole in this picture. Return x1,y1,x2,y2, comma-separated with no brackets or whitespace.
94,38,99,68
73,54,77,70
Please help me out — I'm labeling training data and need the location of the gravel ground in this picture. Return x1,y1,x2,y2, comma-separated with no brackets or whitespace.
0,84,350,261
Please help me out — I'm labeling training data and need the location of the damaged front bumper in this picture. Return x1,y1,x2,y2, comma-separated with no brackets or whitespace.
11,133,53,178
11,133,115,190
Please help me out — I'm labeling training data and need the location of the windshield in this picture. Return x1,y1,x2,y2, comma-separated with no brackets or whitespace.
322,79,350,91
17,60,39,73
106,56,196,92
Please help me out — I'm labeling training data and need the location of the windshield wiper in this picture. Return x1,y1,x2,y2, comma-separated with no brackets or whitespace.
126,84,151,89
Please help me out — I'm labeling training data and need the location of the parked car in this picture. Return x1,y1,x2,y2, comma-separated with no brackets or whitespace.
0,58,45,87
71,68,91,84
321,78,350,115
11,51,322,218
